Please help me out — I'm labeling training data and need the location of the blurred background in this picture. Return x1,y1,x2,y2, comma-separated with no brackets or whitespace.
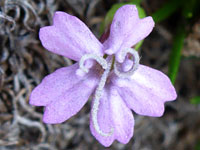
0,0,200,149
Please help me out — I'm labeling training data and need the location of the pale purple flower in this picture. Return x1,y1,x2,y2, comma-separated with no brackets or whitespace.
29,5,177,147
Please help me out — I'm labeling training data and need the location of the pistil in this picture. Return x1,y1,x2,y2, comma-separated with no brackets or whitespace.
78,48,139,137
91,56,114,137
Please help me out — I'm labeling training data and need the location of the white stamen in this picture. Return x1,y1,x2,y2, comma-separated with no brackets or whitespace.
92,56,114,137
114,48,140,78
79,54,108,73
76,69,87,77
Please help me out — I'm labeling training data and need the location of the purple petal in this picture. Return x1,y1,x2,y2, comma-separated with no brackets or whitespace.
90,86,115,147
30,63,100,107
112,65,177,117
103,5,154,57
43,77,98,124
42,66,100,124
39,11,103,61
29,63,81,106
90,85,134,147
109,86,134,144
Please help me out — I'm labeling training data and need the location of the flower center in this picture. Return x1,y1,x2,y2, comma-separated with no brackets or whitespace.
78,48,139,137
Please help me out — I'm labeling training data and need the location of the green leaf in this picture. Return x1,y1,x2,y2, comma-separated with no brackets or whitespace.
129,0,143,5
190,96,200,105
182,0,197,19
135,40,143,50
195,141,200,150
152,0,181,23
168,25,186,84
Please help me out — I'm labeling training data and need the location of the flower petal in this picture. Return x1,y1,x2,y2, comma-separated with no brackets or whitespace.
43,69,99,124
90,86,115,147
39,11,103,61
103,5,154,59
110,86,134,144
30,63,100,107
112,65,177,117
29,63,80,106
117,86,165,117
90,85,134,147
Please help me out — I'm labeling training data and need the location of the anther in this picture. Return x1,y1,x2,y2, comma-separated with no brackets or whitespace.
79,54,108,73
114,48,140,78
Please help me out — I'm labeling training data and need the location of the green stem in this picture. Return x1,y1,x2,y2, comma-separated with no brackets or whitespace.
168,24,186,84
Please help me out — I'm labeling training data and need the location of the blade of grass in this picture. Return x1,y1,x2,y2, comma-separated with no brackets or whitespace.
168,25,186,84
152,0,181,23
182,0,197,18
195,141,200,150
190,96,200,105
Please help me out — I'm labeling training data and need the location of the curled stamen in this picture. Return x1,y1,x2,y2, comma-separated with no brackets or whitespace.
114,48,140,78
92,56,114,137
79,54,108,73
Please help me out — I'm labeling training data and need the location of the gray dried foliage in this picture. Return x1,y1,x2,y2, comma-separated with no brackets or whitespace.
0,0,200,150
